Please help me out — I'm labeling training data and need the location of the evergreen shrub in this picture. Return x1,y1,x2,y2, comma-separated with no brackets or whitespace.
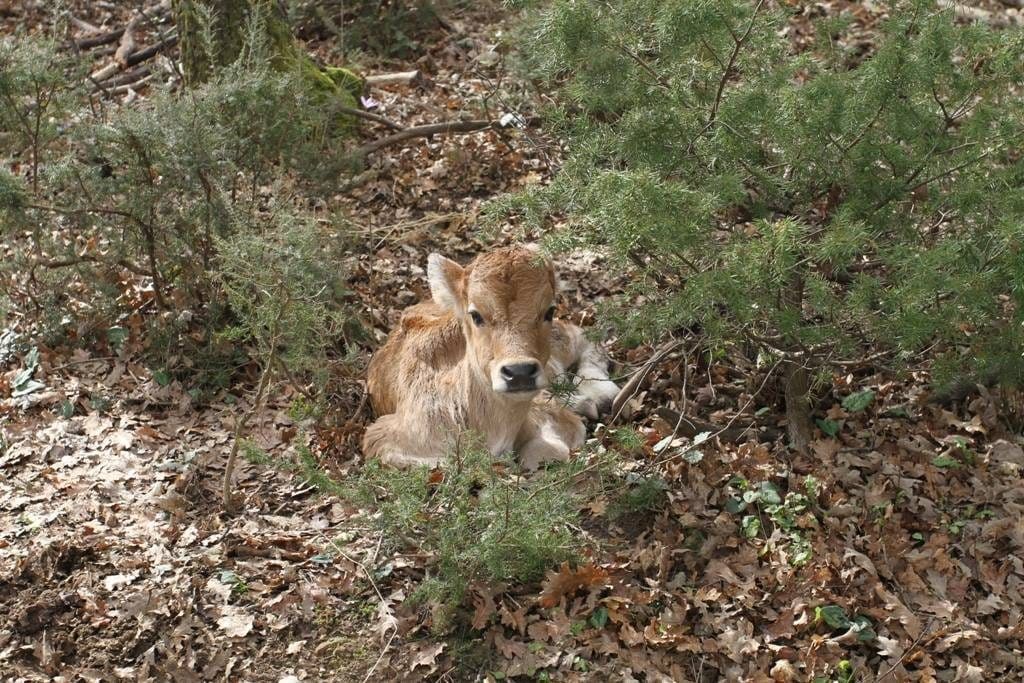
494,0,1024,447
1,25,355,389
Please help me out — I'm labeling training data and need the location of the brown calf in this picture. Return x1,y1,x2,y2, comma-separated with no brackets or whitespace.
363,246,619,469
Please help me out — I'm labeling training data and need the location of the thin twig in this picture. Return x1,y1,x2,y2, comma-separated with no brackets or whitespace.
224,293,287,512
705,0,766,131
335,105,403,131
668,342,701,442
319,528,398,683
362,630,396,682
609,339,681,422
652,358,783,469
618,44,670,90
319,532,389,613
875,618,936,682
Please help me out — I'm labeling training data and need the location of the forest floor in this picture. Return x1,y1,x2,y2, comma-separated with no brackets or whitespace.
2,1,1024,682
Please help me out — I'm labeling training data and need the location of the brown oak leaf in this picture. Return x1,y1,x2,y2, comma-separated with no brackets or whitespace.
538,562,609,608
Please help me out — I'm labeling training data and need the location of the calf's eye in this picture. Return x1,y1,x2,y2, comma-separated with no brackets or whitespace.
544,306,555,322
469,310,485,327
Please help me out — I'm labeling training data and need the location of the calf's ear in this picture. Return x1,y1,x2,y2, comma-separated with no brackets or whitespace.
427,253,466,312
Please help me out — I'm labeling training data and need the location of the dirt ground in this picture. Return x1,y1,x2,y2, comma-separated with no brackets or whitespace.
2,1,1024,681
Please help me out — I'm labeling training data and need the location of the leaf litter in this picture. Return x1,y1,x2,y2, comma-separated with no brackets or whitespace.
2,0,1024,681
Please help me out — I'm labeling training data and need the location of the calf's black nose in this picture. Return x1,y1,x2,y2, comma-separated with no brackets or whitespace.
500,362,540,391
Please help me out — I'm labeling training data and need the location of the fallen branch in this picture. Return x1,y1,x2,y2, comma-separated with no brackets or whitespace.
94,66,151,93
123,34,178,68
114,14,142,67
69,16,101,34
91,35,177,85
609,340,680,422
365,70,422,87
108,75,155,96
38,254,150,277
72,28,126,51
335,105,403,131
67,1,170,50
654,407,781,443
355,117,538,156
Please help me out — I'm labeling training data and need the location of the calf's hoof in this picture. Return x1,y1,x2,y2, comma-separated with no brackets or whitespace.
572,377,619,418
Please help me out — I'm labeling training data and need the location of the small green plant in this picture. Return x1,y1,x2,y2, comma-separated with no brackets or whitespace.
217,206,347,512
611,426,646,453
944,503,994,537
245,437,588,631
355,442,585,630
608,472,668,519
726,476,819,566
0,35,82,195
813,659,857,683
815,604,876,644
841,390,876,413
933,435,977,470
218,570,250,597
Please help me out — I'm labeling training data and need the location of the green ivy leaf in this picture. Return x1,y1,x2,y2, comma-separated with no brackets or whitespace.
816,604,851,630
589,606,608,629
741,515,761,538
107,326,129,349
790,541,813,566
725,497,747,514
932,454,960,469
758,482,782,506
852,615,877,642
842,390,875,412
815,418,840,437
59,399,75,418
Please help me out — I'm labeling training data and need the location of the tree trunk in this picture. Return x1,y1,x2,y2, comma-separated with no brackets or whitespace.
782,357,814,454
781,272,814,454
170,0,363,111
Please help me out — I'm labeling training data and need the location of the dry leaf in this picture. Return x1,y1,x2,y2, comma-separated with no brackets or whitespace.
538,562,609,608
217,609,254,638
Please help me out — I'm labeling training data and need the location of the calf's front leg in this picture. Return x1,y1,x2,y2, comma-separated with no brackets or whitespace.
362,413,445,469
549,322,620,419
516,400,587,471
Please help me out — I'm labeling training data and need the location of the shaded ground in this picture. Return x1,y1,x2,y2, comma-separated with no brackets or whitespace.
2,1,1024,681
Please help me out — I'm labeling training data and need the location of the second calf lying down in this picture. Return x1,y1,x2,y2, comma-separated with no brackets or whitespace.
363,246,618,469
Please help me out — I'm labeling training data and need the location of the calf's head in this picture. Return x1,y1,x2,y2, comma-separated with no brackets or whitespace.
427,246,557,397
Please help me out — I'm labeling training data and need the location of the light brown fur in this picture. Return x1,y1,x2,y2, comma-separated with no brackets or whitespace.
363,246,619,469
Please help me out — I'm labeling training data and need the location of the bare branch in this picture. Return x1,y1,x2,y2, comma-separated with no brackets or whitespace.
334,106,403,131
364,70,422,87
706,0,766,130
